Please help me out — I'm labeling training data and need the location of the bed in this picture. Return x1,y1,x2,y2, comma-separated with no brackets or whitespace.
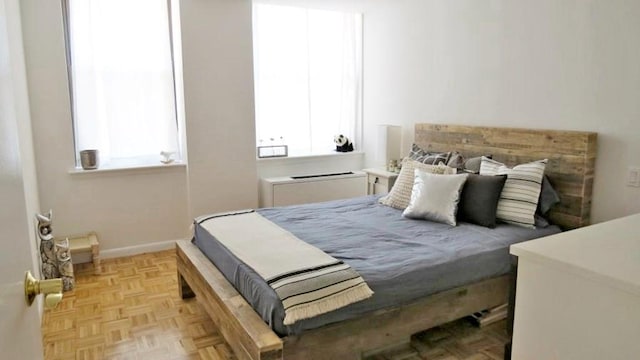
176,123,597,360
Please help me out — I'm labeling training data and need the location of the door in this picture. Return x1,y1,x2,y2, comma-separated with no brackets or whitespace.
0,0,44,358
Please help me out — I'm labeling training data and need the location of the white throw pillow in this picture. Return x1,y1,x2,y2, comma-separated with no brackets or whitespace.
402,170,468,226
379,158,457,210
479,157,547,228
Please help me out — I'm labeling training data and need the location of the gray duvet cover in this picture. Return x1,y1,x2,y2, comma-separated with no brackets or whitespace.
193,195,560,336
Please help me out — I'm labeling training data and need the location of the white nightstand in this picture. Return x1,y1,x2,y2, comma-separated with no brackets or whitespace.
363,168,399,195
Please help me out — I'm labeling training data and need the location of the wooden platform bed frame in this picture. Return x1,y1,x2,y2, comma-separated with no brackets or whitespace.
176,124,597,360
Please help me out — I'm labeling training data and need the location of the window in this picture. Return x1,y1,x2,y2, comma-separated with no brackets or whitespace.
252,3,363,157
64,0,182,168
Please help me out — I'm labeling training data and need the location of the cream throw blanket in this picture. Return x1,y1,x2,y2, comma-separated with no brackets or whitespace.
198,211,374,325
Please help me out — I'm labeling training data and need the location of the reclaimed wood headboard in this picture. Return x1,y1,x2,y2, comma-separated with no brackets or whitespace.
414,123,597,230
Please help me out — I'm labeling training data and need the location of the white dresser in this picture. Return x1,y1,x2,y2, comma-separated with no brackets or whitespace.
510,214,640,360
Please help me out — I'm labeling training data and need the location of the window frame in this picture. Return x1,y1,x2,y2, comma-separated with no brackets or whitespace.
61,0,183,170
251,3,364,158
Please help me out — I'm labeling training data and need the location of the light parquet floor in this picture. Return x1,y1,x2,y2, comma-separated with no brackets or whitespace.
42,250,232,360
42,250,508,360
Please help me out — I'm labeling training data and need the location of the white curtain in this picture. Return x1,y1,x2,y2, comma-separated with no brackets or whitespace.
253,4,363,156
68,0,178,165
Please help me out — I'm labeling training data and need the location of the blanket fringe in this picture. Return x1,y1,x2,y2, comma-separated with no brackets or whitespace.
283,283,374,325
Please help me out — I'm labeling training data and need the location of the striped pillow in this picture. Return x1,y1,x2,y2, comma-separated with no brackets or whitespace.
379,158,457,210
479,157,547,228
408,144,451,165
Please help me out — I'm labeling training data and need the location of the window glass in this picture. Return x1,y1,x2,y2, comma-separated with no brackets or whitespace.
65,0,181,168
253,4,363,156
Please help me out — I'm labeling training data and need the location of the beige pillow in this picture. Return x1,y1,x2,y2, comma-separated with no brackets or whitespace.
379,158,457,210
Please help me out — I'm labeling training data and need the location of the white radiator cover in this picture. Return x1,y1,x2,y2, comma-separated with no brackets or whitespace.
259,171,367,208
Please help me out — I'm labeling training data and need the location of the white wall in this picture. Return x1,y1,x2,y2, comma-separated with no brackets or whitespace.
265,0,640,222
20,0,263,252
180,0,258,218
20,0,359,252
18,0,640,253
359,0,640,223
24,0,194,254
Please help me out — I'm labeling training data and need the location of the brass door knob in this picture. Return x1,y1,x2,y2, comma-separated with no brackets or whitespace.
24,270,63,309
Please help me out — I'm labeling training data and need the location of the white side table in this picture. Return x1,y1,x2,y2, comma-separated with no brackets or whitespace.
363,168,398,195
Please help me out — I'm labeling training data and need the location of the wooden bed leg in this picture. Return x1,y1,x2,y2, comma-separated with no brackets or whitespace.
178,271,195,299
176,240,284,360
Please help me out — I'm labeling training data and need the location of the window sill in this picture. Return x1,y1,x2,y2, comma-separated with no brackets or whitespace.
68,161,186,175
256,150,363,163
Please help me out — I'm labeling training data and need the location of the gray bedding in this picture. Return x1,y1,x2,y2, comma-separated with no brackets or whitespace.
193,195,560,336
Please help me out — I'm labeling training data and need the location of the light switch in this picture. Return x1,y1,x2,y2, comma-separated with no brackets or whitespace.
627,167,640,187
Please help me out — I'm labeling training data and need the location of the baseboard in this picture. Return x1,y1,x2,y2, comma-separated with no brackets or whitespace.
101,239,184,259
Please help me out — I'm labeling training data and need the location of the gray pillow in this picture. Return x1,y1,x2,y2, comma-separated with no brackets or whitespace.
408,143,451,165
462,155,492,174
534,214,551,228
447,151,465,169
537,175,560,215
402,170,468,226
458,174,507,228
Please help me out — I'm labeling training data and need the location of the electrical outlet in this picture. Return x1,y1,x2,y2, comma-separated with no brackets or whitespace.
627,166,640,187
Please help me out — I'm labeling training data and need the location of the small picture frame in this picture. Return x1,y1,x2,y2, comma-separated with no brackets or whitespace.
257,145,288,158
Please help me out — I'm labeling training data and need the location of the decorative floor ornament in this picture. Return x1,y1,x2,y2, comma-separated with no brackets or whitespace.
55,237,75,291
37,210,75,291
37,210,59,280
